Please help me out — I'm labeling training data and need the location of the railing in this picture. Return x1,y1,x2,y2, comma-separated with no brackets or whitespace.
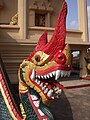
0,25,84,43
0,25,20,39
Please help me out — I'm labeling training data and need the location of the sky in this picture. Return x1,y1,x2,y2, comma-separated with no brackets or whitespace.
66,0,90,41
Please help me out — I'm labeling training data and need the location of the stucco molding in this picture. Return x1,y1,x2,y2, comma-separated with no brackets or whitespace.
29,0,53,12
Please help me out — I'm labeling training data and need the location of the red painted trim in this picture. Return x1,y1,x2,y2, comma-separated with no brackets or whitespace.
65,84,90,89
19,89,28,94
36,65,71,76
82,77,90,80
0,71,22,120
28,93,48,120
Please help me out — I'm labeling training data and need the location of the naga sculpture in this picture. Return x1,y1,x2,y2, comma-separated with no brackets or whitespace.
0,2,72,120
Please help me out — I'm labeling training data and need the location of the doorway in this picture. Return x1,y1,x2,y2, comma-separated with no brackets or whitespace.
71,51,80,79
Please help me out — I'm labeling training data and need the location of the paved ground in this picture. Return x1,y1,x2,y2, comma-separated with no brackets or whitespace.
49,79,90,120
61,79,90,89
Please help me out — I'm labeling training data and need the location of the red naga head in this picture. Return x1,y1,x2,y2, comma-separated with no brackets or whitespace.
19,2,72,105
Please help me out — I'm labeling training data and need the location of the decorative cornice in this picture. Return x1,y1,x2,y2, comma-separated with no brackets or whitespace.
29,0,53,12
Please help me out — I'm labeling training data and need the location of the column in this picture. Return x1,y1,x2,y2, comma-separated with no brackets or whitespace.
47,13,50,27
18,0,29,39
80,49,87,77
78,0,89,42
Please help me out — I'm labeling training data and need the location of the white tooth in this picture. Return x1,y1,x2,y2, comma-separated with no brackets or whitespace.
56,89,62,94
44,85,46,88
61,71,64,77
41,75,44,79
38,75,40,79
67,71,71,77
30,69,36,80
44,75,47,79
36,75,38,78
42,87,45,90
60,89,62,92
49,73,53,77
52,71,56,76
56,89,62,93
44,88,48,94
40,83,43,87
54,87,59,91
55,91,58,94
46,83,48,85
47,74,50,78
51,96,55,99
64,71,67,77
55,70,61,80
37,81,40,85
42,85,46,90
35,79,38,83
47,89,53,97
63,71,66,77
58,89,62,94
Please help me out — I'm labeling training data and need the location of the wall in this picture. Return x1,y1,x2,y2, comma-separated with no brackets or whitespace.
50,0,64,27
29,0,65,27
0,0,18,24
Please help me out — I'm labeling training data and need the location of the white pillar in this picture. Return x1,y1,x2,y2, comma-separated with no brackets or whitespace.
78,0,89,42
18,0,29,39
80,50,87,77
47,13,50,27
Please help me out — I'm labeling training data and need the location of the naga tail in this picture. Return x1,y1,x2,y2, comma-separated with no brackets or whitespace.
0,56,23,120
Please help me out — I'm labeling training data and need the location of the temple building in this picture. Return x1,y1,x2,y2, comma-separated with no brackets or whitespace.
0,0,90,83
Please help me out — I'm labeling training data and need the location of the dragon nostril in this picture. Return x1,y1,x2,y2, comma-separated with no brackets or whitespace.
54,53,66,64
58,55,63,60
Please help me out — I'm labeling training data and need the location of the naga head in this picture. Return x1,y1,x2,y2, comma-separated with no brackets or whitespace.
19,1,71,109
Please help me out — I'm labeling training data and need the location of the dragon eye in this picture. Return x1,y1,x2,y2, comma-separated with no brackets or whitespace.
35,55,40,62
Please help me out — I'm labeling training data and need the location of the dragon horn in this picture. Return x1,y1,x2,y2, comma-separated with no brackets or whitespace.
27,31,47,60
35,30,48,51
42,2,67,55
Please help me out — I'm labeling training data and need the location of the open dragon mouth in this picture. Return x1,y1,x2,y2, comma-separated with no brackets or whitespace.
30,69,71,101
